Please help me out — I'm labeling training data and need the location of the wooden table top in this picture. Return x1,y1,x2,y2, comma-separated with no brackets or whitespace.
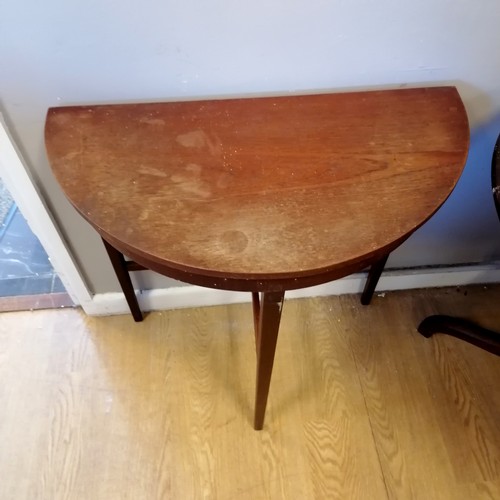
45,87,469,291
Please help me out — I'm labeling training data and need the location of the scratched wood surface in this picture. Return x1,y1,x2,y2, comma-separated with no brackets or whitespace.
1,286,499,499
45,88,469,289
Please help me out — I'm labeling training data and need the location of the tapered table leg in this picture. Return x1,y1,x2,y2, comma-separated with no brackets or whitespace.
252,292,260,338
360,253,389,305
102,238,144,322
253,290,285,430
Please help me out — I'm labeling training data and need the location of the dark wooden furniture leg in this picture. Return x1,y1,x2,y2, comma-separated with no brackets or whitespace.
418,315,500,356
253,291,285,430
417,135,500,357
360,254,390,305
102,238,144,322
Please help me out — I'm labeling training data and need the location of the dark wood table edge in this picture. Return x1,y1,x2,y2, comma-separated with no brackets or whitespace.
101,235,397,323
417,133,500,357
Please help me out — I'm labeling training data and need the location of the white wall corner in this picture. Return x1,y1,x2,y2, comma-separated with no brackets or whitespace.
0,116,92,306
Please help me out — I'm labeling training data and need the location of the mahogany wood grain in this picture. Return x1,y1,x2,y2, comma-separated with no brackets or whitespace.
45,87,470,429
45,87,469,292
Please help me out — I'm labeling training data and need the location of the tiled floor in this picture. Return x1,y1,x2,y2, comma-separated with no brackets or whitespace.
0,206,66,297
0,177,74,310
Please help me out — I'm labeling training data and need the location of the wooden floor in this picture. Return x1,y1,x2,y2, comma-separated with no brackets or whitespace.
1,286,499,499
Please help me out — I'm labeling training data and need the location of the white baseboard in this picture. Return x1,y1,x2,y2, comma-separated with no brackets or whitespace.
81,263,500,316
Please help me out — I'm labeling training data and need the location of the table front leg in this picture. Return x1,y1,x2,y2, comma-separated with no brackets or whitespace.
102,238,144,322
253,290,285,430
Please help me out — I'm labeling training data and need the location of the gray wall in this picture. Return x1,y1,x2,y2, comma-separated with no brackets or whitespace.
1,0,500,294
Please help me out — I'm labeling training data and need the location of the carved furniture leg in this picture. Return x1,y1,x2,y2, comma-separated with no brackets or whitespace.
360,253,390,305
252,291,285,430
418,315,500,356
102,238,144,322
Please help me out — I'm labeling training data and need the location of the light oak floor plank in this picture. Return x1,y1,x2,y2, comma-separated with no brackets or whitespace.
0,285,499,499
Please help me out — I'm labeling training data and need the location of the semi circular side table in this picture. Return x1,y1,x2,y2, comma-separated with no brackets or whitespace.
45,87,469,429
